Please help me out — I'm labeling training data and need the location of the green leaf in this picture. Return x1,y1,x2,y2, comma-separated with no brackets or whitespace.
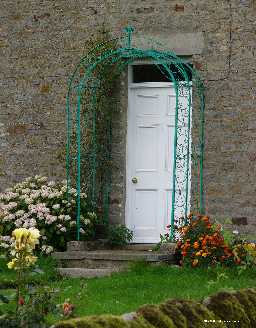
0,294,10,303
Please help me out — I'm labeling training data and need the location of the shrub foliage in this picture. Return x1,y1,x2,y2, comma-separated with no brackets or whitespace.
0,176,96,252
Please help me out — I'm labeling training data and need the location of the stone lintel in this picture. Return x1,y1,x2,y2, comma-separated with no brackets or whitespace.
133,32,204,56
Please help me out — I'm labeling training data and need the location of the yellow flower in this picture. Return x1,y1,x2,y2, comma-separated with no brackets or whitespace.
25,255,37,266
7,258,18,270
27,228,40,248
192,259,199,267
12,228,40,250
12,228,30,250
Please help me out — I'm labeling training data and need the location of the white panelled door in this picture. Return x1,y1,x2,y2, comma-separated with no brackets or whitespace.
126,83,177,243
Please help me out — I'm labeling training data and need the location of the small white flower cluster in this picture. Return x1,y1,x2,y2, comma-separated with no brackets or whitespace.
0,235,12,249
0,175,94,253
41,245,54,254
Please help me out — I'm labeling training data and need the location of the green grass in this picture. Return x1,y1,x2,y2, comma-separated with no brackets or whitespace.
1,258,256,324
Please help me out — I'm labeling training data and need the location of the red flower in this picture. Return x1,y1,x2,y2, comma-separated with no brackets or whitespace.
18,297,25,306
63,302,75,316
235,257,241,265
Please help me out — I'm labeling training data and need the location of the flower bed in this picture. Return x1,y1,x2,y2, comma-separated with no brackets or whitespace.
175,214,235,267
174,214,256,268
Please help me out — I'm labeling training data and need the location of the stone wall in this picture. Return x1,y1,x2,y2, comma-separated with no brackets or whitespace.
0,1,255,232
54,288,256,328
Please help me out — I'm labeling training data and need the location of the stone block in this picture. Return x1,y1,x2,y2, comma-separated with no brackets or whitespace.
232,217,248,226
67,241,86,252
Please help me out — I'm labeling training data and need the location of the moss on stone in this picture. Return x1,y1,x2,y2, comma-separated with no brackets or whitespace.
53,321,76,328
92,315,129,328
159,300,188,328
233,289,256,326
54,316,127,328
175,299,225,328
128,315,155,328
204,291,250,328
137,304,175,328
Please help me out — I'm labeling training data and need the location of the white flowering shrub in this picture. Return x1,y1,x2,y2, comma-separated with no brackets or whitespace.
0,175,97,252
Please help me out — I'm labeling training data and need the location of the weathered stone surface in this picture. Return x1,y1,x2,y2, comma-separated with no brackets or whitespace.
67,241,86,252
232,217,248,226
0,0,255,235
53,248,175,275
67,240,110,252
52,250,173,262
58,267,119,278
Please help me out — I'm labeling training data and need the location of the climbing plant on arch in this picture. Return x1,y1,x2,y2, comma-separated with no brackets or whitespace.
66,27,206,241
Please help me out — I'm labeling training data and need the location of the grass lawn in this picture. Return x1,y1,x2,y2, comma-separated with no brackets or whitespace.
1,256,256,324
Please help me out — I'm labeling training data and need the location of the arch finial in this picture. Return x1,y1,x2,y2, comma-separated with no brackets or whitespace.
123,25,135,48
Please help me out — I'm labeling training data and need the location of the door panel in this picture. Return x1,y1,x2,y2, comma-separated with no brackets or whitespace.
136,126,158,171
126,85,188,243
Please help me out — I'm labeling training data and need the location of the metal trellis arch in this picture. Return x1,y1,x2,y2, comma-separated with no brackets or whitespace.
66,26,206,241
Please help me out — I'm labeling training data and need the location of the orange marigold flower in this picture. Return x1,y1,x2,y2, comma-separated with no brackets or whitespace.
202,239,207,247
183,245,190,251
193,242,199,249
202,216,209,222
224,248,232,255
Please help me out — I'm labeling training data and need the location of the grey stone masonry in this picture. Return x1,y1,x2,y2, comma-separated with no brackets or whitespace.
0,1,256,233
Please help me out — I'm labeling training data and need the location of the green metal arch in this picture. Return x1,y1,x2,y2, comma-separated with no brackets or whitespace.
66,28,205,241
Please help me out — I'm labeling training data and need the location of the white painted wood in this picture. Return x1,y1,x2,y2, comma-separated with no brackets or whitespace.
126,83,183,243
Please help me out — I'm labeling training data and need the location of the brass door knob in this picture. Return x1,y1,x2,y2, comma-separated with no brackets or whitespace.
132,177,138,184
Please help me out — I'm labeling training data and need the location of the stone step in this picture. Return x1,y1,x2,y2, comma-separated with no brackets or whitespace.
67,241,157,252
53,249,175,269
53,250,173,261
122,244,157,251
58,267,119,278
